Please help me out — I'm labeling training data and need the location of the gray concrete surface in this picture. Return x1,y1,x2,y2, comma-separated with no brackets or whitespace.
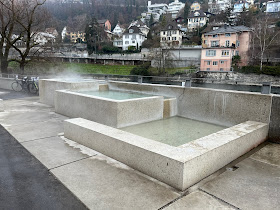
22,136,94,169
164,191,235,210
269,95,280,143
1,88,280,210
250,143,280,167
6,119,64,142
0,99,3,111
201,157,280,210
51,156,180,210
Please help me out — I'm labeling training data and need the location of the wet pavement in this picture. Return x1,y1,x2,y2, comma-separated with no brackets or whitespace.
0,88,279,210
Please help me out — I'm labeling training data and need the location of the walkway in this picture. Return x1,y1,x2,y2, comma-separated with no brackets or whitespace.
0,88,279,209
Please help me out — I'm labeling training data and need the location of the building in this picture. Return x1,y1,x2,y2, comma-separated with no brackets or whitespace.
187,10,208,31
61,27,86,43
122,26,146,50
141,0,184,22
208,0,231,14
167,0,185,18
233,1,249,13
45,28,59,38
266,1,280,12
129,20,150,37
191,2,201,11
112,23,125,36
160,22,183,47
200,25,252,71
97,19,112,31
33,32,56,46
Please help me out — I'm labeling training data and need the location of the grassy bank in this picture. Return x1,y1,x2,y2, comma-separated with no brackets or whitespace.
8,61,194,76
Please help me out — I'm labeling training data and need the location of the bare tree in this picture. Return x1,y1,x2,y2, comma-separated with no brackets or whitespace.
0,0,48,74
253,15,280,70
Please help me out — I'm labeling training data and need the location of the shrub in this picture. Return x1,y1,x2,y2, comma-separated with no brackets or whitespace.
130,62,152,76
236,66,280,76
101,45,121,54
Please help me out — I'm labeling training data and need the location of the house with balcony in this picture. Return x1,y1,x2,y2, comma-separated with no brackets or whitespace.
200,25,251,71
233,1,250,13
266,1,280,12
167,0,185,19
160,22,183,47
208,0,231,14
187,10,208,31
122,26,146,50
112,23,125,36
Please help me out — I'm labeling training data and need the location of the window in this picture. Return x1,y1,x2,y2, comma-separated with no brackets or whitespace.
207,61,211,65
172,37,177,40
132,40,135,44
125,35,129,39
236,51,239,56
236,41,240,47
163,31,166,35
129,29,134,33
222,50,229,56
220,68,224,71
225,40,230,47
206,50,216,56
172,30,177,34
125,41,129,44
204,40,207,44
225,33,231,37
132,35,136,39
220,60,225,64
213,34,218,38
211,41,219,47
207,68,210,71
213,61,218,65
162,37,166,41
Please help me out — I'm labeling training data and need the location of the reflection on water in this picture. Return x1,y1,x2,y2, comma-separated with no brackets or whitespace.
121,116,226,147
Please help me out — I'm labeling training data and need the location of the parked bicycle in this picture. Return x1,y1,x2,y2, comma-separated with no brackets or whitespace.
11,75,39,94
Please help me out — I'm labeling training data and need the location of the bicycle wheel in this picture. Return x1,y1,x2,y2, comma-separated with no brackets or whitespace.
11,82,22,92
28,83,38,94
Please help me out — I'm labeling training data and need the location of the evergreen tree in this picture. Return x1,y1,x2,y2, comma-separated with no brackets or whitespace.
149,14,154,27
184,2,190,24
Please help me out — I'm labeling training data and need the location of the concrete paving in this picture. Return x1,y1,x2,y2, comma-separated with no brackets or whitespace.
22,136,94,169
6,119,65,142
164,191,236,210
51,155,180,210
0,125,88,210
201,157,280,210
1,88,280,210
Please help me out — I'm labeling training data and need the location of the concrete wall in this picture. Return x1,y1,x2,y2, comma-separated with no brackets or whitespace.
55,90,164,128
0,78,14,90
0,99,4,112
163,98,177,118
39,79,99,106
108,81,272,127
269,95,280,144
64,118,268,191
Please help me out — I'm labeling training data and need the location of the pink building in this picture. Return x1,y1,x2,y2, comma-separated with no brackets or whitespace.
200,26,252,71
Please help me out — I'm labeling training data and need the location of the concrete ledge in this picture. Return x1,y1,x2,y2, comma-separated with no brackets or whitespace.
56,90,164,128
64,118,268,191
39,79,100,106
269,95,280,144
0,78,14,90
0,99,4,112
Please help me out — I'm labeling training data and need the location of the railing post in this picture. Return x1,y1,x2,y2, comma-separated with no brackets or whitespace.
261,82,271,94
138,76,143,84
185,78,192,87
105,75,108,81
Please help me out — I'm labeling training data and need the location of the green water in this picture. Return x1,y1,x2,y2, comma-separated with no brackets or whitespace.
121,116,226,147
74,90,155,100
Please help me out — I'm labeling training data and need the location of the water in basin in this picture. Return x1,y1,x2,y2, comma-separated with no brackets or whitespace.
121,116,226,147
74,90,155,100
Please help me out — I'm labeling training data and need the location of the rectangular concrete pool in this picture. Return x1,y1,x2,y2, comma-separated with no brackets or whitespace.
121,116,226,147
72,90,155,100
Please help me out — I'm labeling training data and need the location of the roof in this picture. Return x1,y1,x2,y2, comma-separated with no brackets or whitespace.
97,19,109,24
123,26,143,35
162,21,180,31
204,25,252,35
188,10,207,18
